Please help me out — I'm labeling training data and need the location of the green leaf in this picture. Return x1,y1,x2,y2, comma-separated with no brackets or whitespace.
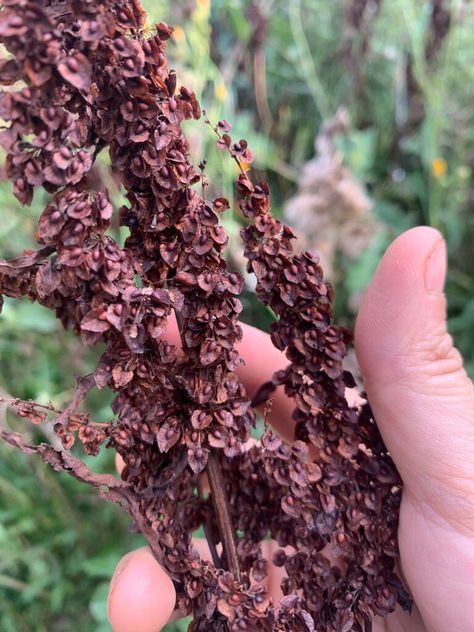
89,581,111,623
1,299,57,334
80,553,120,579
163,616,192,631
336,128,378,179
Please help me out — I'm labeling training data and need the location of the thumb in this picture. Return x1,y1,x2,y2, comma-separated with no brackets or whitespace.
108,547,176,632
355,226,474,526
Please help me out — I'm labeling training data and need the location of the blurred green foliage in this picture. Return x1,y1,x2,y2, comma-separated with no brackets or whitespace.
1,1,473,630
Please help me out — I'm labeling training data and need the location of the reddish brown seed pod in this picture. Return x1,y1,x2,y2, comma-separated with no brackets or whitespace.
0,1,410,630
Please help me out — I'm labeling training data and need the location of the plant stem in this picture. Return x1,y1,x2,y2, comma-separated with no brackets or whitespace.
173,307,241,582
206,452,241,582
197,478,222,569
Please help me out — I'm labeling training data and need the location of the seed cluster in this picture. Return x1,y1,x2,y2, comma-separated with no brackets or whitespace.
0,1,410,630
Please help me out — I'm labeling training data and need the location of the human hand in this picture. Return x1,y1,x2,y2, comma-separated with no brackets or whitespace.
107,227,474,632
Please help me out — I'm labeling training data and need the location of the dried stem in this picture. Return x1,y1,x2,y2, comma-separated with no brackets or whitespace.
173,307,241,582
206,452,241,582
198,478,222,570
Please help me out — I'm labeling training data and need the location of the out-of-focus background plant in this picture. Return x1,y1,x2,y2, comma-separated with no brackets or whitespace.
1,1,473,630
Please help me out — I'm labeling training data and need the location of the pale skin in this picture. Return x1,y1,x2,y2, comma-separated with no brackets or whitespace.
107,227,474,632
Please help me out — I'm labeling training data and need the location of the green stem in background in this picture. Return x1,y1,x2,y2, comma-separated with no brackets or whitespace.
399,0,456,229
0,573,30,592
289,0,330,120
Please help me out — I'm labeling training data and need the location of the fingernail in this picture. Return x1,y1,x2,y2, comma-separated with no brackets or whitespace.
424,239,446,294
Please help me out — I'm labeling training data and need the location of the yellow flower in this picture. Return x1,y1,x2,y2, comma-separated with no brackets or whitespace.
172,26,186,44
432,158,447,179
215,82,228,102
197,0,210,10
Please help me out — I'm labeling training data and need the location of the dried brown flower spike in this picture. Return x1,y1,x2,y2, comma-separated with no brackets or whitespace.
0,2,411,630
